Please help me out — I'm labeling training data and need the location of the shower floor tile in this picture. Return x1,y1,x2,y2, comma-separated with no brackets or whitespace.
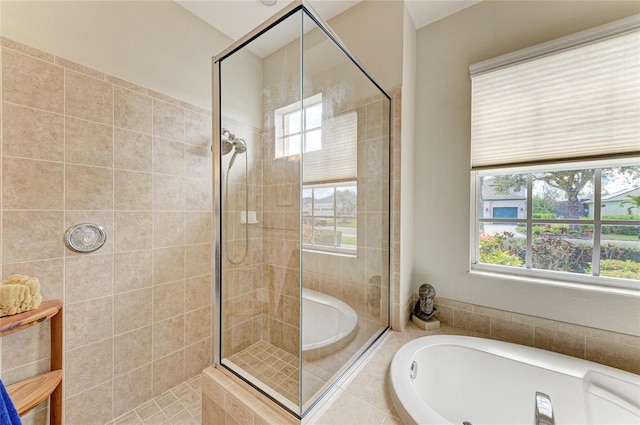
227,340,331,408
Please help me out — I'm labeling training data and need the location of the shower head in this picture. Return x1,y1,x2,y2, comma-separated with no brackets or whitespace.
228,139,246,169
221,128,233,155
221,140,234,155
233,139,247,154
220,128,247,157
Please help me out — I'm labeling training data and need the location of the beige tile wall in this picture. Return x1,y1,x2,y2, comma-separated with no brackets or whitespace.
220,117,266,359
0,38,213,425
434,297,640,375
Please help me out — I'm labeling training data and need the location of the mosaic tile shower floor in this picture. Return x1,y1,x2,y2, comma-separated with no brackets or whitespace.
227,340,334,407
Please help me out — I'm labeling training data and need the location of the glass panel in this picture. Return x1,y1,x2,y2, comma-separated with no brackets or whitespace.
301,10,389,413
312,187,333,216
532,223,593,273
532,169,594,219
305,129,321,152
219,9,302,414
286,110,302,134
479,174,527,220
600,225,640,280
219,6,390,417
285,134,301,156
478,223,525,267
337,186,357,250
302,188,312,215
601,165,640,220
305,103,322,129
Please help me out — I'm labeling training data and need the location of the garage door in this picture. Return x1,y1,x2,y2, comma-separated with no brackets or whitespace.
492,207,518,219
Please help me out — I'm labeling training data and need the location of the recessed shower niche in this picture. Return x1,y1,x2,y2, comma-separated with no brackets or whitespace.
213,2,391,417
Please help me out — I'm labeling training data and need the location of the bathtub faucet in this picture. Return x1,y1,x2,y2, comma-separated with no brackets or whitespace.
534,392,555,425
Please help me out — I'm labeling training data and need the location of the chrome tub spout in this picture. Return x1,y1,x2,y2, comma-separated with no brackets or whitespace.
535,392,555,425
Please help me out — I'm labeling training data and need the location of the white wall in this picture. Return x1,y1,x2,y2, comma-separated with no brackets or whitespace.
219,48,264,130
0,0,232,109
414,1,640,336
400,6,416,318
327,0,404,91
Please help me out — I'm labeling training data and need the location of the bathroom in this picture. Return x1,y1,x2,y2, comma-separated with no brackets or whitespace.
0,1,638,424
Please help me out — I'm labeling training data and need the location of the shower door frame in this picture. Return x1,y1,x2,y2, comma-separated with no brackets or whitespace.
212,0,393,418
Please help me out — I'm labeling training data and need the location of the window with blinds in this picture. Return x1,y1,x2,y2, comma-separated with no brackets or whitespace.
275,94,359,254
274,94,358,184
470,15,640,169
469,15,640,289
302,111,357,183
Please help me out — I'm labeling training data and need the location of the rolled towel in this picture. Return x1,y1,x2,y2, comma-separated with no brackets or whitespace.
0,275,42,317
0,379,21,425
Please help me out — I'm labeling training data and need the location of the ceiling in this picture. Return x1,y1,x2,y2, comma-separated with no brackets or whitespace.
177,0,483,42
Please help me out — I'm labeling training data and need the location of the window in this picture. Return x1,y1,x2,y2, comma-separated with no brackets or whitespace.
276,94,360,255
473,162,640,285
275,94,322,158
303,183,357,253
469,16,640,289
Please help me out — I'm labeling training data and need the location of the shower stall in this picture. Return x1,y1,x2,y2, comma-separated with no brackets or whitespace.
213,2,391,417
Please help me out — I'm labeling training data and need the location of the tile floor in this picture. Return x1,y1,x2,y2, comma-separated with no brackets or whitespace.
226,340,334,408
109,375,202,425
309,322,471,424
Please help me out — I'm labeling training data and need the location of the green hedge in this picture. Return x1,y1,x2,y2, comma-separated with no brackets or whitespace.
591,259,640,279
532,213,557,219
480,232,640,275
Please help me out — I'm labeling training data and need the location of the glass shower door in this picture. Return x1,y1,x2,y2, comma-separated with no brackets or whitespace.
214,3,390,418
299,10,390,412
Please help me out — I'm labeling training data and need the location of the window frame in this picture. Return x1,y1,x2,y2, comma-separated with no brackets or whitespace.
470,158,640,291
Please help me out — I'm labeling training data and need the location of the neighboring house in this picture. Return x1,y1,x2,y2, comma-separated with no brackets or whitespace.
555,198,590,218
587,187,640,217
302,194,334,217
480,177,526,219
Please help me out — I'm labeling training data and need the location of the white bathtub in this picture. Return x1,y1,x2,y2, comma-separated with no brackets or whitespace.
302,288,358,360
389,335,640,425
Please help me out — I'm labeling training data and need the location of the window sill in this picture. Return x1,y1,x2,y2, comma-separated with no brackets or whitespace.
469,267,640,298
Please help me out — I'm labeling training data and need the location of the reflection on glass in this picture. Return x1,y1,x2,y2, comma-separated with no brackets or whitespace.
305,129,321,152
305,103,322,128
600,225,640,279
303,184,357,251
285,110,301,134
532,223,593,273
533,169,594,219
478,223,525,267
219,5,390,417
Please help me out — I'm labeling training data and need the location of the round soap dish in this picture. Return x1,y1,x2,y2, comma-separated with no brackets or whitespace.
64,223,107,253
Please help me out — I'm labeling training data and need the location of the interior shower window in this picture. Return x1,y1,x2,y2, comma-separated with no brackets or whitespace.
303,183,357,253
275,94,322,158
473,163,640,286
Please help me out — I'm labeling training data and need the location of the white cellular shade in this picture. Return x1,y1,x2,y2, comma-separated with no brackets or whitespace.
303,111,357,183
471,21,640,169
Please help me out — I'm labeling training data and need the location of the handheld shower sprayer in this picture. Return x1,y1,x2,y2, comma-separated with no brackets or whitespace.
220,127,249,265
221,128,247,170
228,139,246,169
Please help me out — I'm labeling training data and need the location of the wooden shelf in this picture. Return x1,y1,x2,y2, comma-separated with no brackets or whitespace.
0,300,63,424
0,300,62,337
6,370,62,416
